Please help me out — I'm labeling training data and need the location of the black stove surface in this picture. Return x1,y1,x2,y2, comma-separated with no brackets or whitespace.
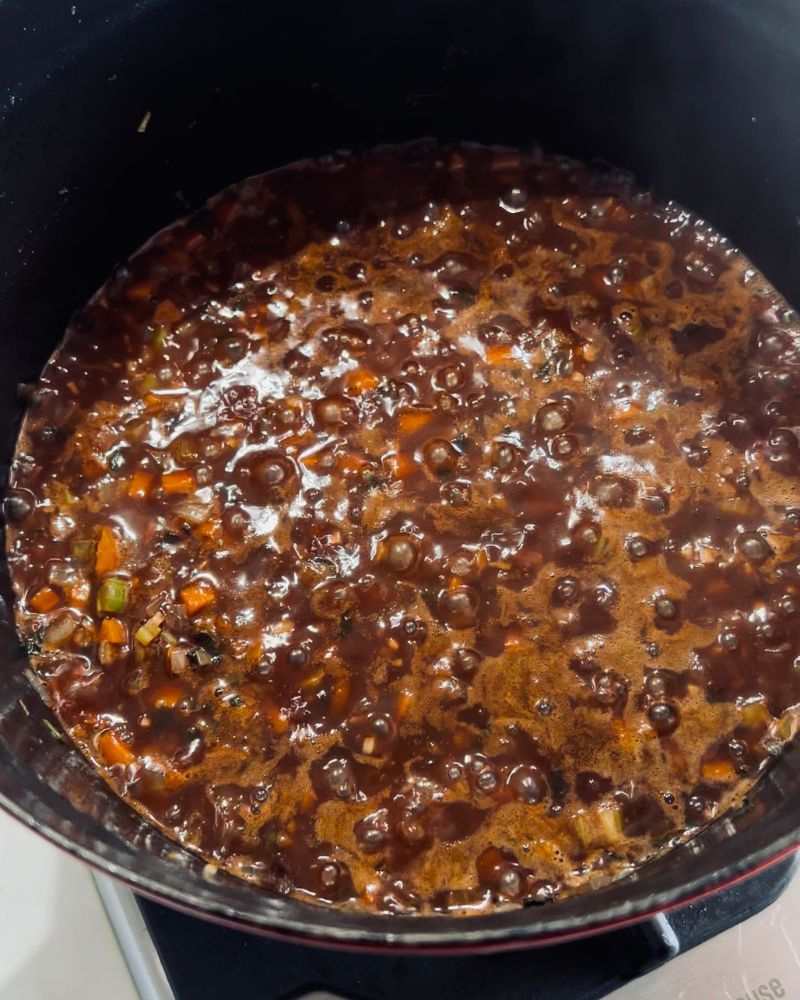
136,855,797,1000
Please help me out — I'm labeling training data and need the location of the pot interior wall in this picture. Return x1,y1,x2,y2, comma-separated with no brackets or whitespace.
0,0,798,947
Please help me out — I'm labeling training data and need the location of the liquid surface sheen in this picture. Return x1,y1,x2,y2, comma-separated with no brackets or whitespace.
7,143,800,915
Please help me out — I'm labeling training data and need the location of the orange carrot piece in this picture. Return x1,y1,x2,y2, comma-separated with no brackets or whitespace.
128,471,155,499
701,759,737,783
264,697,290,734
330,676,350,715
396,688,414,719
338,454,368,476
398,409,435,436
95,526,120,575
486,344,513,364
179,579,216,615
161,469,195,495
96,729,136,767
125,280,154,302
612,400,641,422
613,718,637,754
152,298,182,328
30,587,60,613
99,617,127,644
382,451,416,479
345,369,380,394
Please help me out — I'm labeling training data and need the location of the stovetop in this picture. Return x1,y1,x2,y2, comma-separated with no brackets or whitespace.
94,854,800,1000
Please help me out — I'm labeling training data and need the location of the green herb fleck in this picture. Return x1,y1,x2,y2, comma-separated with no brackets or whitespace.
151,326,168,349
43,719,64,741
593,535,610,559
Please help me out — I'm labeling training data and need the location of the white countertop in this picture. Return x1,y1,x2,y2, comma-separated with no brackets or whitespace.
0,808,137,1000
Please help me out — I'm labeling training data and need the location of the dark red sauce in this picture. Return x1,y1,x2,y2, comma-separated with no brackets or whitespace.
7,142,800,914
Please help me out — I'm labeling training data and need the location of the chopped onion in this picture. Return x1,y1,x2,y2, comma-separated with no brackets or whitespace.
98,640,119,666
43,614,77,647
169,648,190,675
49,514,75,541
135,611,165,646
173,499,211,525
47,562,76,587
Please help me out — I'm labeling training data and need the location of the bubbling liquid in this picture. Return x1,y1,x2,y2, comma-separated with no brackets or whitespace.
7,142,800,914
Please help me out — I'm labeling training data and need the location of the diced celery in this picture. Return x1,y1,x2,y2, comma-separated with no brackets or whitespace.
135,611,165,646
71,538,97,564
96,577,130,613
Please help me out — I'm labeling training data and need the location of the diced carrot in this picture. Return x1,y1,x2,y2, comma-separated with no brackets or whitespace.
612,401,641,422
96,729,135,767
179,579,216,616
99,617,127,644
301,444,335,470
613,718,637,754
330,676,351,715
345,369,380,395
95,526,120,575
194,519,221,540
153,685,183,709
396,688,414,719
486,344,512,364
128,471,155,499
382,451,416,479
30,587,60,613
161,469,195,495
125,280,154,302
264,697,290,734
338,454,369,476
701,759,737,783
399,408,435,436
152,299,182,328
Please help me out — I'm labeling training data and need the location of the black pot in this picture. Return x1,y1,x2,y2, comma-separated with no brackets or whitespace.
0,0,798,952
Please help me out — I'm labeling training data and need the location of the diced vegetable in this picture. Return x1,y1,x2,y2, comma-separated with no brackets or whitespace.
485,344,512,364
701,759,737,783
96,577,130,613
180,579,216,616
345,369,380,394
43,614,78,646
162,469,196,495
382,451,415,479
399,409,434,436
96,729,135,767
30,586,60,613
173,499,212,525
573,802,624,848
135,611,165,646
128,471,155,499
95,526,120,575
169,648,190,675
98,640,120,666
99,617,127,644
71,538,97,564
